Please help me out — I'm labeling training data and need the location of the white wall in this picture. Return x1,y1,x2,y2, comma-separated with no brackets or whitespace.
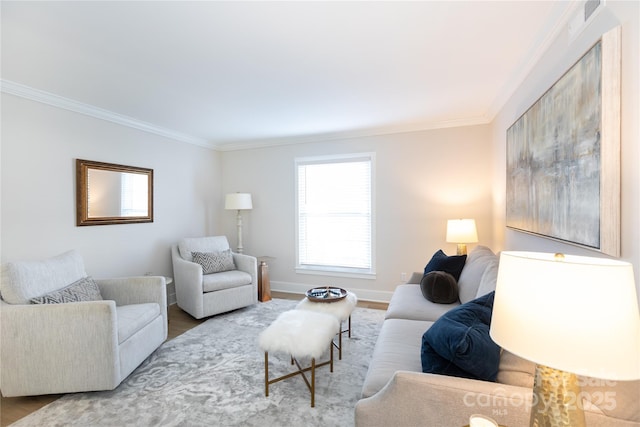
1,94,222,294
222,125,493,302
491,1,640,295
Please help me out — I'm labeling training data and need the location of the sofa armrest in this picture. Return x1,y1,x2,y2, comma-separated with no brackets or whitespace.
355,371,532,427
406,272,423,284
233,253,258,286
0,299,120,396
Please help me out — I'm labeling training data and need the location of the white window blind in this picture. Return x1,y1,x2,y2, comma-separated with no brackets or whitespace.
296,154,374,276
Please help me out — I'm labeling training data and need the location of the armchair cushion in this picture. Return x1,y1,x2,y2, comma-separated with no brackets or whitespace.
1,250,87,304
116,303,161,344
203,270,252,292
30,276,102,304
192,250,236,274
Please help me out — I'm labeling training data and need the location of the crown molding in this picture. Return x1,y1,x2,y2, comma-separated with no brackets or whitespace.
1,79,215,149
485,1,581,121
215,115,491,152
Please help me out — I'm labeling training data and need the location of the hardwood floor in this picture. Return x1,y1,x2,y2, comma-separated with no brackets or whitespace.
0,293,387,426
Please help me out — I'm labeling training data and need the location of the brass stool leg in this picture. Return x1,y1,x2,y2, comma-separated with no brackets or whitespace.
348,315,352,337
330,340,334,372
264,352,269,397
338,321,343,360
311,357,316,408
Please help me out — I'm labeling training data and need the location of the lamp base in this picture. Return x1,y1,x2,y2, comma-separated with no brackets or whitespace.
529,364,585,427
236,210,244,254
456,243,467,255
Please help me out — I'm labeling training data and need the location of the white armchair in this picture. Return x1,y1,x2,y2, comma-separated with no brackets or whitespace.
0,250,167,397
171,236,257,319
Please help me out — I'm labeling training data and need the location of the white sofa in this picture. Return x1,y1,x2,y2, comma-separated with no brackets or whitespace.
0,250,167,397
355,246,640,427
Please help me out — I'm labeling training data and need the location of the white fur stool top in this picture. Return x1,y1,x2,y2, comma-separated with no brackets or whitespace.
296,291,358,321
259,310,340,360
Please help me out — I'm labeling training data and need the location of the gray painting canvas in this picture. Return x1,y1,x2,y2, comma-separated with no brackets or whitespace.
506,41,601,249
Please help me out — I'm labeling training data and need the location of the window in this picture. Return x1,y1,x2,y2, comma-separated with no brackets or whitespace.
295,153,375,278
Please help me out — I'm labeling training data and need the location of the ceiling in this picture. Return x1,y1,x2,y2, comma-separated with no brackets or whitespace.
1,1,577,150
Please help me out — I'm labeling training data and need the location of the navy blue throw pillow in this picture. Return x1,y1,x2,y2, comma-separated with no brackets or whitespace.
423,249,467,281
420,291,500,381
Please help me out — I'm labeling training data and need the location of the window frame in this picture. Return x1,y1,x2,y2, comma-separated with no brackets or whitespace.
294,152,376,279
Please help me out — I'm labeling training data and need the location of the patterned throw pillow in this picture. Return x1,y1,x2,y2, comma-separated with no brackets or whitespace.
192,250,236,274
30,276,103,304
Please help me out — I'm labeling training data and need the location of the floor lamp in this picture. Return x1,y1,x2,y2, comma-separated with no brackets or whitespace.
490,251,640,427
225,193,252,254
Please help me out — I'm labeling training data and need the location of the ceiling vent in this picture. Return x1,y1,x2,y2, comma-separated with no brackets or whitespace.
568,0,605,41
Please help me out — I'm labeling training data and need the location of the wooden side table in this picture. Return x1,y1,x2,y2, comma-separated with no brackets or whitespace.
258,259,271,302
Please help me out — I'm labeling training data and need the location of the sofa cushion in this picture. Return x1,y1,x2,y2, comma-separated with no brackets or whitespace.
423,250,467,281
476,260,499,298
385,284,459,322
361,318,433,398
30,276,102,304
1,250,87,305
420,271,458,304
192,250,236,274
178,236,230,262
116,303,161,344
457,246,498,304
421,291,500,381
202,270,252,292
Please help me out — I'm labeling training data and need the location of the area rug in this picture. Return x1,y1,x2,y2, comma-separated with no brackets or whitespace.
12,298,385,427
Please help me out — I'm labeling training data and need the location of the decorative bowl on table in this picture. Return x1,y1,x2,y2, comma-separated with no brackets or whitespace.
305,286,347,303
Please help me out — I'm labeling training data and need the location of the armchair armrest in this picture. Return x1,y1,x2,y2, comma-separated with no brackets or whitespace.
355,371,532,427
96,276,167,337
96,276,166,308
0,299,120,396
171,246,203,290
233,252,258,285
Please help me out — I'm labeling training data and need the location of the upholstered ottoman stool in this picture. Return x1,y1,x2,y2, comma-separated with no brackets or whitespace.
259,309,340,407
297,291,357,360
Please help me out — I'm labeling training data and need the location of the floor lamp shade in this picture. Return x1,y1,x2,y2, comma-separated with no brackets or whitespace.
490,251,640,380
225,193,253,211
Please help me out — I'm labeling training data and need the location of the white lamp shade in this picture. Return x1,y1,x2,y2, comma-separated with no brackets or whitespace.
446,219,478,243
490,251,640,380
225,193,253,210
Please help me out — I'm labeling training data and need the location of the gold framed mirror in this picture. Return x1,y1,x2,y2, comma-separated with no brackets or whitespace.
76,159,153,226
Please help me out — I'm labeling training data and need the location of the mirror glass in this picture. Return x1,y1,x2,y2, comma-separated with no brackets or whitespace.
76,159,153,226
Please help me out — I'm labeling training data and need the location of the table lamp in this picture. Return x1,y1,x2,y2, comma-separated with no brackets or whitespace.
446,219,478,255
490,251,640,427
225,193,252,253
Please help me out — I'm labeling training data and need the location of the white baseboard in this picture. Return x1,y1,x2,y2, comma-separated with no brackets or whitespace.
270,280,394,303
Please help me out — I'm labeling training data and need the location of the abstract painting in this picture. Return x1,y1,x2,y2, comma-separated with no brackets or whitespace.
506,26,620,256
